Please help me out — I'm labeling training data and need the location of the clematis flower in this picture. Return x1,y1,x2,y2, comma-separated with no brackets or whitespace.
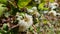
44,11,48,14
49,2,59,10
34,0,40,4
16,13,33,32
48,10,57,16
32,7,37,10
27,7,40,17
27,9,33,13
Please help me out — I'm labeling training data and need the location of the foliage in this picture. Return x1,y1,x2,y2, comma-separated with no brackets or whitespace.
17,0,31,8
0,0,60,34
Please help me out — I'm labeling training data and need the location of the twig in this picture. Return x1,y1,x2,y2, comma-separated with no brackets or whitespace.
8,24,19,31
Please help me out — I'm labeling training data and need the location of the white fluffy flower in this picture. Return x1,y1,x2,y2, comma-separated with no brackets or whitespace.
32,7,37,10
44,11,48,14
16,12,20,17
27,7,40,17
18,14,33,32
16,12,23,20
27,9,33,13
33,11,40,17
48,10,57,16
49,2,59,9
34,0,40,4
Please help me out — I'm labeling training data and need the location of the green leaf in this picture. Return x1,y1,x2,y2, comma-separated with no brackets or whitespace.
38,3,44,10
38,3,49,11
0,30,3,33
3,23,8,31
0,0,7,3
43,19,49,24
26,6,33,9
20,12,25,17
44,8,49,11
0,4,7,16
36,27,40,33
50,0,54,3
0,33,2,34
17,0,31,8
29,27,34,32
